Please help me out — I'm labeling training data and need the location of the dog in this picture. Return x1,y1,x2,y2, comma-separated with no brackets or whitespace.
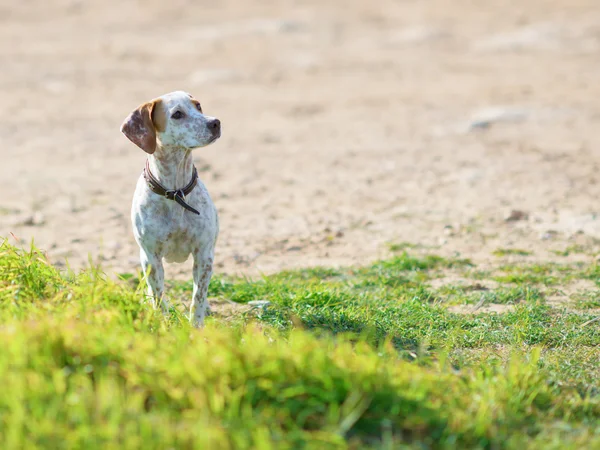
120,91,221,327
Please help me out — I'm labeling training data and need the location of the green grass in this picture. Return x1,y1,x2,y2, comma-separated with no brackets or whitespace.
571,291,600,310
438,284,545,306
551,245,588,257
493,248,532,257
1,240,600,449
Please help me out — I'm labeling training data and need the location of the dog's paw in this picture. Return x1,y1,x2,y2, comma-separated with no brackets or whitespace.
190,313,205,328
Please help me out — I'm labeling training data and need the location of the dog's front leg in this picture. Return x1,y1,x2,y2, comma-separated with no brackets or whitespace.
190,250,214,328
140,249,170,313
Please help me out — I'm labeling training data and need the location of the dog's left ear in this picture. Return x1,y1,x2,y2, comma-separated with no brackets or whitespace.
120,101,159,154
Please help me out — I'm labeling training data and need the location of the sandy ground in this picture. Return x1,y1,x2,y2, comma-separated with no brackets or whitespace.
2,0,600,279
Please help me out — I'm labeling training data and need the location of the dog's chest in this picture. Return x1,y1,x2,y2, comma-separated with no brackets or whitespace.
132,177,218,263
161,228,200,263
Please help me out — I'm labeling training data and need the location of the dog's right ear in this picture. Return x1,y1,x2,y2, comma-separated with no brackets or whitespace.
120,101,158,154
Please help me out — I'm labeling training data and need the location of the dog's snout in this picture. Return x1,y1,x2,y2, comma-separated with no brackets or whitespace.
208,118,221,135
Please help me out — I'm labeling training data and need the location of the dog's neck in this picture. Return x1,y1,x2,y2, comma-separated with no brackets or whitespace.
147,145,195,189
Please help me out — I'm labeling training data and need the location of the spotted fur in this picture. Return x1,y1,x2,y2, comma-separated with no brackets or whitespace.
121,91,221,327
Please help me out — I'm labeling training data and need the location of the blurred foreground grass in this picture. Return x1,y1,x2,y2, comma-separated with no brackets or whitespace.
1,239,599,449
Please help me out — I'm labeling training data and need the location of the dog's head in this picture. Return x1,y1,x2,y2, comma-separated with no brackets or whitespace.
120,91,221,154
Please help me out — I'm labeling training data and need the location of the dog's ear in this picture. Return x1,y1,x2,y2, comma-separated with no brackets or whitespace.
120,100,159,154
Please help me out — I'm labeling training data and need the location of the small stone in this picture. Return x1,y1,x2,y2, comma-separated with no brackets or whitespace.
504,209,528,222
248,300,271,309
540,230,558,240
443,225,455,236
469,120,491,131
21,212,46,226
567,230,585,240
467,108,528,132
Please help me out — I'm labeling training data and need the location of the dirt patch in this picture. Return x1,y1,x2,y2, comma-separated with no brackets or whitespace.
206,298,253,320
546,279,599,309
2,0,600,279
429,276,500,292
448,303,515,315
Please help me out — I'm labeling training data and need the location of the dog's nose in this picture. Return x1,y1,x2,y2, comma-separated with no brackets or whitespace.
208,118,221,135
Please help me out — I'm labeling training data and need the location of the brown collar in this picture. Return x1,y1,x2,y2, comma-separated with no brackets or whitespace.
143,160,200,215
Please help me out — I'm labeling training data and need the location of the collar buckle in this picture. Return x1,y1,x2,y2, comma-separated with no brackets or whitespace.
165,189,184,200
143,161,200,215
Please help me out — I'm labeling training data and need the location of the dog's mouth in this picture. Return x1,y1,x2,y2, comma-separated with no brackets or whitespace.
207,132,220,144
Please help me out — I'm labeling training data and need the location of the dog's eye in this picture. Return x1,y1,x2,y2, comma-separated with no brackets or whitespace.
171,111,184,120
196,103,202,112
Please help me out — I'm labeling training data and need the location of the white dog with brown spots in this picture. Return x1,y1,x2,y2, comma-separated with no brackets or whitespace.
120,91,221,327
